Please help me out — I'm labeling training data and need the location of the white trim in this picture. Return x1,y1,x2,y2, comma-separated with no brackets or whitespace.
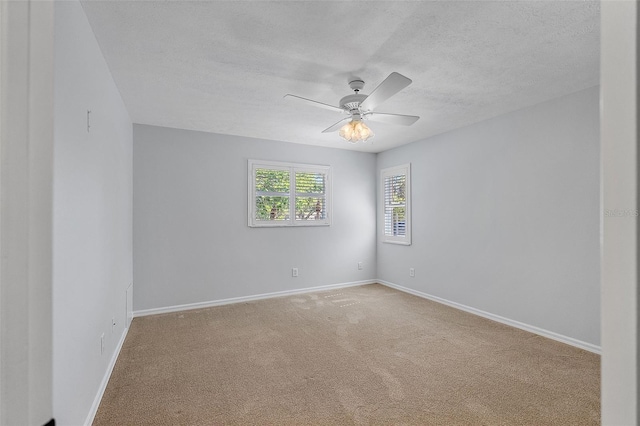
600,2,639,423
0,2,54,424
378,280,601,354
83,325,130,426
93,277,599,425
134,279,376,317
133,279,601,354
0,1,4,417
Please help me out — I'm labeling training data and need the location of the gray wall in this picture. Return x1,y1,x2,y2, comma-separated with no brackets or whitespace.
377,86,600,346
53,2,133,425
133,125,377,312
0,2,54,424
600,1,639,422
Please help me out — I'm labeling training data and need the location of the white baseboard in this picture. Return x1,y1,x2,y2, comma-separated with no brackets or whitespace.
82,278,599,426
133,279,377,318
83,324,130,426
378,280,601,355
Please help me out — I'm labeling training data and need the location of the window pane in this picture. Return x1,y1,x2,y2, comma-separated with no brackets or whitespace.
384,206,406,236
255,196,289,221
384,175,406,205
381,164,410,244
295,196,326,220
256,169,290,193
296,172,325,194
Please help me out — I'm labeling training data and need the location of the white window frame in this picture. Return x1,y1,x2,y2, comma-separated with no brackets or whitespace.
381,163,411,245
248,159,332,227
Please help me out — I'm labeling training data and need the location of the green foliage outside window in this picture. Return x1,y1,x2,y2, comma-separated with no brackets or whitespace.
254,169,326,221
255,169,290,221
250,161,330,227
256,169,290,193
390,176,406,204
295,172,326,220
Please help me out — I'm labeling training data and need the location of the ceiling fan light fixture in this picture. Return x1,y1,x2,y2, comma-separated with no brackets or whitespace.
285,72,417,143
339,120,374,143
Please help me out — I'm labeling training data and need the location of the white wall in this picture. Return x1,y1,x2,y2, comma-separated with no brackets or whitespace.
133,124,376,312
377,86,600,348
53,2,133,425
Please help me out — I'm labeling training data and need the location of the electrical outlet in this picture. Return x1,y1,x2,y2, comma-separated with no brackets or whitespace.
100,333,105,355
357,262,363,270
409,268,415,277
292,268,299,277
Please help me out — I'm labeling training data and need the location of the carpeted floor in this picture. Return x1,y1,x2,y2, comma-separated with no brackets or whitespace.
93,284,600,425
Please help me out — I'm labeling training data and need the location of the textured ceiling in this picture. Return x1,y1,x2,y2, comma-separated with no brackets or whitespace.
80,1,600,153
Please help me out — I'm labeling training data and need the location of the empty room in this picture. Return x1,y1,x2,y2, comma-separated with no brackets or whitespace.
1,1,638,425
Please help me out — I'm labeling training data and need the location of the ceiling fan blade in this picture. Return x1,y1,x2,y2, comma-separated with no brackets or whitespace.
284,94,343,113
322,117,351,133
359,72,412,111
366,112,420,126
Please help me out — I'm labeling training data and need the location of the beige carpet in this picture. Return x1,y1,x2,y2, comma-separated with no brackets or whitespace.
93,284,600,425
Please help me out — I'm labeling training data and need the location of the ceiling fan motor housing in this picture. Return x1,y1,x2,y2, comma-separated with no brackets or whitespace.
340,94,368,114
340,79,368,115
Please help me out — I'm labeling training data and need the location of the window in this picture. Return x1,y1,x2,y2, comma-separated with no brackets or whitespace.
382,164,411,245
249,160,331,227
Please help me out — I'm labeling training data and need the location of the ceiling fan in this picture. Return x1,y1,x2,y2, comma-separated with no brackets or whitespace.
284,72,420,143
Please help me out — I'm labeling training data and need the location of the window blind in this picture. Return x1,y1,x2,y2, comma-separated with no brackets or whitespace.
381,164,411,245
254,168,290,221
295,171,326,221
384,174,406,236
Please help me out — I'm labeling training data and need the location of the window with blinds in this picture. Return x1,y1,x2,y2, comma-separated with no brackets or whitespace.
381,164,411,245
249,160,331,227
295,171,327,221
